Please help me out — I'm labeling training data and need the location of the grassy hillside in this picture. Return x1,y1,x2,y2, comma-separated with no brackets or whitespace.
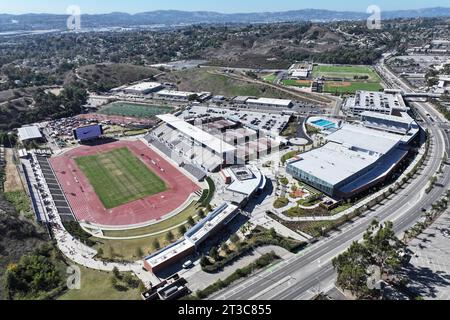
160,68,297,99
58,266,142,300
68,63,160,92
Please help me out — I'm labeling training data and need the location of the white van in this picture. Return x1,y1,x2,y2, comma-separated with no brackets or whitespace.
182,260,193,269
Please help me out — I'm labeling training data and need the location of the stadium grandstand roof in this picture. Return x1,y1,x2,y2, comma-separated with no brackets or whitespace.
157,114,236,153
17,126,42,142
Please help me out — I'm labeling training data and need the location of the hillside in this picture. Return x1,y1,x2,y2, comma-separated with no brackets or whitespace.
204,24,343,69
66,63,160,92
0,194,48,300
158,68,299,99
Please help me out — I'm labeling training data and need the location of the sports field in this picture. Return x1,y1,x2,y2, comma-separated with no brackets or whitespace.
99,102,172,119
312,65,381,82
75,147,167,209
324,81,383,94
312,65,383,94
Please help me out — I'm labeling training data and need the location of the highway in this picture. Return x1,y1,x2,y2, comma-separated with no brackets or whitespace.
211,58,450,300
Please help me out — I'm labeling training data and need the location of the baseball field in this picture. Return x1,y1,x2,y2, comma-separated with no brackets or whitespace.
312,65,383,94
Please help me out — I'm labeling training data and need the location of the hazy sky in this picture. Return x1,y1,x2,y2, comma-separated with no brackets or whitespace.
0,0,448,14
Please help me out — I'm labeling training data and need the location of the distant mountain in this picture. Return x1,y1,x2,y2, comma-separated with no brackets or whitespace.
0,7,449,32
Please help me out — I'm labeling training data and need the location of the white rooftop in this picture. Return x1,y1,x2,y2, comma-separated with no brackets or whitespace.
291,70,309,78
226,167,263,196
326,124,402,156
157,89,196,98
289,124,407,187
289,142,380,186
246,97,292,107
124,82,162,92
186,203,238,244
157,114,236,153
360,111,415,125
145,239,195,268
18,126,42,141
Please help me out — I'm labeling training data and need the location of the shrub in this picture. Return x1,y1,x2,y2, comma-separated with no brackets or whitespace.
274,197,289,209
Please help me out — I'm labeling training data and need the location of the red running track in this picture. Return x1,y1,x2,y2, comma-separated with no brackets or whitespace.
50,140,200,227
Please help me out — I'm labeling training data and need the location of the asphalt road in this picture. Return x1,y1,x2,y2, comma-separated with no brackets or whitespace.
211,60,450,301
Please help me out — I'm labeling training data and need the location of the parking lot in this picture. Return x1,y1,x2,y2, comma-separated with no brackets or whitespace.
405,210,450,299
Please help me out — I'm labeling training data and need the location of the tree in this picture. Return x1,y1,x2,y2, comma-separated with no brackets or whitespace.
178,225,187,235
221,243,230,254
230,234,240,244
198,209,206,219
112,267,120,279
333,241,371,298
135,247,144,258
123,273,138,288
165,231,174,242
269,228,277,238
363,221,405,278
332,220,405,299
187,216,195,227
209,246,219,261
152,238,160,250
110,276,118,288
200,255,210,267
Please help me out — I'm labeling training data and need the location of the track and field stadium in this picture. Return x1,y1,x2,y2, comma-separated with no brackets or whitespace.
50,140,201,227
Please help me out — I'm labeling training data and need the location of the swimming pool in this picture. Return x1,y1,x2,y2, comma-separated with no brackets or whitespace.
311,119,336,129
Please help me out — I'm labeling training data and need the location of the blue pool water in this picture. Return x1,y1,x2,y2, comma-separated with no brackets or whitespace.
311,119,336,128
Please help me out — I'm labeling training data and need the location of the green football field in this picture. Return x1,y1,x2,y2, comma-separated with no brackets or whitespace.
99,102,172,119
324,82,383,94
312,64,383,94
312,65,381,82
75,147,167,209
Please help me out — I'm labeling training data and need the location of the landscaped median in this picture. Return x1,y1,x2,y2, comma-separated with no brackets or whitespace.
184,251,280,300
199,226,305,274
198,177,215,207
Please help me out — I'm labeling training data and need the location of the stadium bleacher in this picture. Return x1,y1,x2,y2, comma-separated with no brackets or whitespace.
35,156,76,222
144,124,222,177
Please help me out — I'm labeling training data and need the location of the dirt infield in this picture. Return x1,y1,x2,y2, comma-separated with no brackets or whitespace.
50,140,200,227
326,81,352,87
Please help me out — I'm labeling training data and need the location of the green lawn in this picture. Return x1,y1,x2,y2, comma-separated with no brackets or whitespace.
58,266,142,300
102,201,200,238
324,82,383,94
262,73,277,83
99,102,172,118
75,147,167,209
282,79,312,88
312,65,381,82
312,65,383,94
